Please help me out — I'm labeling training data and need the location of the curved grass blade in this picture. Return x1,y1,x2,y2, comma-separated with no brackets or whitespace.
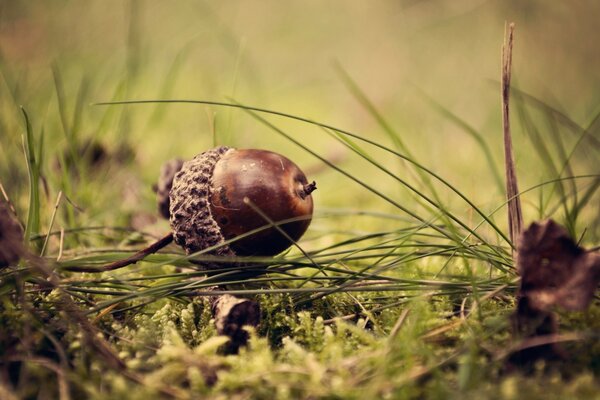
21,107,41,245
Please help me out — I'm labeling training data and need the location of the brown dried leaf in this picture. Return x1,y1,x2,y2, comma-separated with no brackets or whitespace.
517,219,600,312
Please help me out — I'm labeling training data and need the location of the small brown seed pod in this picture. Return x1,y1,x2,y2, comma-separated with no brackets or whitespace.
0,202,24,269
155,158,184,219
168,147,316,258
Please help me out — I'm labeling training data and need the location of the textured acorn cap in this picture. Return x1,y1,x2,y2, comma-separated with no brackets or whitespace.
169,146,234,257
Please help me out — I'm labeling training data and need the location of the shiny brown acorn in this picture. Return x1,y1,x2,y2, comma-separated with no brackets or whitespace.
166,147,316,259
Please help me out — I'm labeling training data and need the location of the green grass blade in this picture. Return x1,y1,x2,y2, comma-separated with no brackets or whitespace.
415,86,504,192
21,107,41,245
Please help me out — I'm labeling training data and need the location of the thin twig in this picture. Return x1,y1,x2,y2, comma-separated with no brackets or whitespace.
64,232,173,272
0,182,20,221
502,22,523,256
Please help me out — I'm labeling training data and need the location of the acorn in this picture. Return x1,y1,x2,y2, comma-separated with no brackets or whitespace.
168,146,316,259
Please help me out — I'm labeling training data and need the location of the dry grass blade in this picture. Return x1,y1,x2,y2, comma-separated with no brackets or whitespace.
502,22,523,254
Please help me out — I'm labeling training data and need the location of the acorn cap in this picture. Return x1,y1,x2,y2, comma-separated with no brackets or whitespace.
169,146,235,257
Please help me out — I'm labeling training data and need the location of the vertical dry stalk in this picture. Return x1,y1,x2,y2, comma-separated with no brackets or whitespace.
501,23,523,256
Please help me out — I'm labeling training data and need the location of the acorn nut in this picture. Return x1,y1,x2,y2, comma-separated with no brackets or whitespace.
168,147,316,258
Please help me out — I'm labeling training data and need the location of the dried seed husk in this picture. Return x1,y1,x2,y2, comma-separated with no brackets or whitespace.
156,158,184,219
0,202,24,269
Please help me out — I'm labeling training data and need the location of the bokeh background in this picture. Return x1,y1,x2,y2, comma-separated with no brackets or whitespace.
1,0,599,243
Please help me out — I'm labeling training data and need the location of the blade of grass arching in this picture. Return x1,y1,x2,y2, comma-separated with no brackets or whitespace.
21,107,41,246
147,44,192,128
513,94,599,230
296,222,434,306
305,218,510,291
539,108,578,235
51,64,72,140
468,175,600,248
334,64,450,208
95,78,128,135
317,207,421,222
514,91,600,227
586,107,600,141
94,99,513,250
323,126,441,218
566,178,600,233
52,63,79,170
333,66,485,256
297,227,424,299
311,240,510,268
545,178,600,228
322,125,505,263
334,63,407,153
513,96,565,217
550,108,600,235
415,86,504,193
501,23,522,251
509,85,600,150
71,74,91,139
322,126,446,225
304,232,436,264
546,114,576,198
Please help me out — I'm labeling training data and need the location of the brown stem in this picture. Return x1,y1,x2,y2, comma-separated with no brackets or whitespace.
298,181,317,199
304,181,317,195
501,22,523,256
64,232,173,273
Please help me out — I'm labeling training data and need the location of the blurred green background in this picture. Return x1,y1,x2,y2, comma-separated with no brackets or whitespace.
1,0,599,243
